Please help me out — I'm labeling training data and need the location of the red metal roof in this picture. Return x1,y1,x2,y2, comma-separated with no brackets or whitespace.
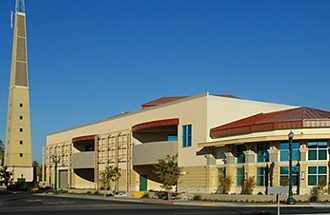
132,118,179,132
72,135,98,143
141,95,239,109
210,107,330,138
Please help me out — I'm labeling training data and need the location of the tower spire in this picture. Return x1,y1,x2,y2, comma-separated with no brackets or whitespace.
16,0,25,14
4,0,33,182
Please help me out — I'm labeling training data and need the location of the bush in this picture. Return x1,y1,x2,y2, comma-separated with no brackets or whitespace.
280,178,289,186
218,175,233,194
243,176,256,195
310,186,319,202
318,178,327,194
142,193,150,198
193,194,202,201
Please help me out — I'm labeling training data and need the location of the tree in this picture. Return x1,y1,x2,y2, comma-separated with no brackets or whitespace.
153,154,181,202
0,166,13,187
32,160,42,181
100,166,121,198
0,140,4,166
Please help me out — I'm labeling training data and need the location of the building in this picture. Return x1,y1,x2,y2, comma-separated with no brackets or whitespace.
45,92,330,194
4,0,33,182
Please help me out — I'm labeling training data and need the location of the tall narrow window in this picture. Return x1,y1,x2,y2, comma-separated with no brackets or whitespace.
257,167,269,186
257,143,270,162
19,116,23,120
19,153,23,157
280,142,299,161
308,141,328,161
19,128,23,132
236,168,244,186
182,124,192,147
236,144,246,164
20,140,23,145
19,103,23,107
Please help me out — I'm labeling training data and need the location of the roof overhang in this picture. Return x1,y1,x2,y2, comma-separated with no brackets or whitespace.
132,118,179,132
72,135,98,143
200,128,330,148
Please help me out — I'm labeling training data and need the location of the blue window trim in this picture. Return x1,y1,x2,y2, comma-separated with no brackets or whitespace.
182,124,192,147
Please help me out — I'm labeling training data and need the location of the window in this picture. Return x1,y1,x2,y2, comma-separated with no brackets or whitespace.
280,142,299,161
280,166,299,186
19,153,23,157
308,166,327,186
19,128,23,132
19,103,23,107
308,141,328,161
236,144,246,164
20,140,23,145
257,167,269,186
237,168,244,186
257,143,270,162
167,134,178,141
85,145,94,151
19,116,23,120
182,125,192,147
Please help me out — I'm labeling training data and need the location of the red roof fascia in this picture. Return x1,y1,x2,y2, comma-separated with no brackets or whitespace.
72,135,98,143
142,97,187,109
141,95,240,109
132,118,179,132
210,107,330,138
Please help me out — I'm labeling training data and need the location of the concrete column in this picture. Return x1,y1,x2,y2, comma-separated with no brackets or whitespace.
42,146,45,182
126,132,131,192
224,152,235,165
94,136,99,190
268,142,279,187
244,150,255,164
205,154,217,193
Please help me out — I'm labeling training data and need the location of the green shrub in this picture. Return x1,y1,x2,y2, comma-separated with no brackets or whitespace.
193,194,202,201
243,176,256,195
142,193,150,198
218,175,233,194
310,186,319,202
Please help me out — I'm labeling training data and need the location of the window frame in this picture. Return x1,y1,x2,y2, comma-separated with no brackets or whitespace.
308,166,327,187
182,124,192,148
280,142,300,162
279,166,300,186
236,168,244,186
257,143,270,162
236,144,246,164
256,167,268,187
307,141,328,161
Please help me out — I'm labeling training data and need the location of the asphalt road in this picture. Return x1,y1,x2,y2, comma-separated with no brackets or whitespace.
1,191,330,215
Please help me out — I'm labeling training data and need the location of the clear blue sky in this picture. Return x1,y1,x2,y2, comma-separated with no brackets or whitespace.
0,0,330,163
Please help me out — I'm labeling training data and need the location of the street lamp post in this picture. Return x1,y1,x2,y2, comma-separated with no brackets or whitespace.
52,155,61,195
286,131,296,205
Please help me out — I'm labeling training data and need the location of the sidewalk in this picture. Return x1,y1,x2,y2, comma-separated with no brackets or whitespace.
38,192,330,208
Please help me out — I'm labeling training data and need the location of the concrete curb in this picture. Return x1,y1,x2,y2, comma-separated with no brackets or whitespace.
35,193,330,208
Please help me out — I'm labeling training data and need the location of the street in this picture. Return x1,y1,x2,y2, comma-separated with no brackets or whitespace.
1,191,330,215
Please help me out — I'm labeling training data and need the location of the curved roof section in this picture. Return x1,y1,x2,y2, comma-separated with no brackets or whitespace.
210,107,330,138
72,134,98,143
132,118,179,132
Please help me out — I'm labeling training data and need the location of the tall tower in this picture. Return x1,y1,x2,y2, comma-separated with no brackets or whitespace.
4,0,33,182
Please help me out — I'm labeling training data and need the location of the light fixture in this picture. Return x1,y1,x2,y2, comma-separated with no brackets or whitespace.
302,171,305,180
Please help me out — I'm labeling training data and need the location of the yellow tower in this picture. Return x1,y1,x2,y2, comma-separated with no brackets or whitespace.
4,0,33,182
